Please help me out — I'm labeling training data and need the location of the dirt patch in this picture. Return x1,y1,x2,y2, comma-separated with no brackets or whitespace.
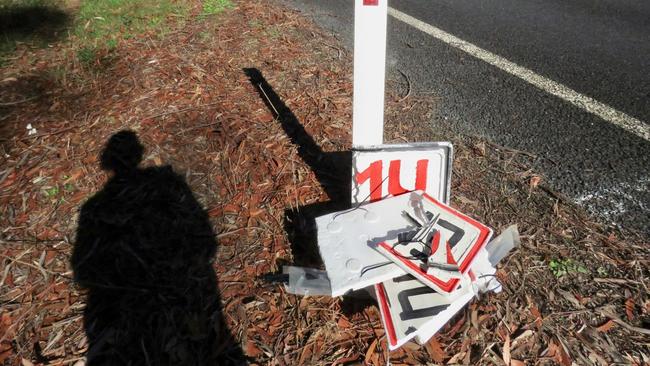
0,1,648,365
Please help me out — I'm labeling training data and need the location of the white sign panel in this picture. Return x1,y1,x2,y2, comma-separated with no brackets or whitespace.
351,143,453,205
316,194,414,296
374,192,493,294
375,274,474,350
353,0,388,146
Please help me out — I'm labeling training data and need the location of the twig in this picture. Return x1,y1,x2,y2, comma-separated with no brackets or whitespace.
215,227,262,239
485,140,538,159
19,126,77,141
397,69,411,103
594,277,642,285
319,41,343,59
257,83,279,116
145,101,222,119
178,113,224,133
0,252,62,281
0,96,37,106
600,308,650,336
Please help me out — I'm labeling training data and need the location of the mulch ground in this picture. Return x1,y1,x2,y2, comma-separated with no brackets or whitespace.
1,1,648,365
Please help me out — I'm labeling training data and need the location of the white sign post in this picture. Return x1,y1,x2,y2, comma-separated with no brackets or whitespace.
351,0,453,205
353,0,388,147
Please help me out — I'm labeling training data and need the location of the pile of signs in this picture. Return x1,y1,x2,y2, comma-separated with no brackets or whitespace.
284,143,519,350
282,2,519,350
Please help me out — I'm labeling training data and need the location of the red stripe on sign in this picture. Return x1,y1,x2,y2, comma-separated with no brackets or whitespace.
421,193,492,274
375,284,397,347
379,241,459,292
364,0,379,5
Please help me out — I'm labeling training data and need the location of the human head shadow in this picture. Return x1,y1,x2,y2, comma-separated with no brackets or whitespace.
0,4,70,55
71,131,245,365
243,68,351,267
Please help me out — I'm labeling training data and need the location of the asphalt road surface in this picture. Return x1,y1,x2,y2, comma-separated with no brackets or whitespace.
279,0,650,235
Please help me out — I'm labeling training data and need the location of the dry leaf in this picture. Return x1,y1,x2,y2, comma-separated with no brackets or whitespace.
298,342,312,365
557,289,584,309
503,334,511,365
447,351,466,364
472,142,486,156
596,319,616,333
0,171,17,190
64,169,84,184
511,329,534,349
547,339,572,366
364,338,378,364
424,337,445,363
249,208,265,217
0,342,12,364
334,355,360,365
471,306,479,329
337,316,352,329
625,298,635,321
529,175,541,189
207,206,223,217
530,303,543,328
244,340,263,358
222,204,239,213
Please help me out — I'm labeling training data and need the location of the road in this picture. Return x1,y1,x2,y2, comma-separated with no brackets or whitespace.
279,0,650,235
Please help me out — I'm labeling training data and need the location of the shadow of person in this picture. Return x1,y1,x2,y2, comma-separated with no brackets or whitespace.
71,131,246,365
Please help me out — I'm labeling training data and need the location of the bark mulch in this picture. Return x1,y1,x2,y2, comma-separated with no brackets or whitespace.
0,1,648,365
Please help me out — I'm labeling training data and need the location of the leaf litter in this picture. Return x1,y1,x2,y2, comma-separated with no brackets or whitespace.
0,0,648,365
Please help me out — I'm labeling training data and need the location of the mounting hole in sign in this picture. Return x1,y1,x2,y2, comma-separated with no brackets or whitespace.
346,258,362,273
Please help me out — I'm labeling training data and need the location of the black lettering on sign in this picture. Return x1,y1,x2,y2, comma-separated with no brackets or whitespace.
393,274,415,283
436,219,465,249
393,275,450,321
403,224,441,262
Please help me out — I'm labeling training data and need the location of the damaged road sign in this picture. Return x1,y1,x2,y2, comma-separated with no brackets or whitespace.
351,142,453,204
316,188,491,297
375,274,474,350
316,194,417,296
374,191,493,294
375,225,520,350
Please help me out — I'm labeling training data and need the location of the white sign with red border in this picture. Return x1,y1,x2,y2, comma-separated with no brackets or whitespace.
374,191,492,294
375,274,474,350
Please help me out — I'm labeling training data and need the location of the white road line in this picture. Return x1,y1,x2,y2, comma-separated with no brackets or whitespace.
388,7,650,142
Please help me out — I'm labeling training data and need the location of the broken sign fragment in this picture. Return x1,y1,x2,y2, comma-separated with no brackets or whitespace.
315,194,419,296
308,158,517,351
467,225,520,295
373,191,493,295
375,274,474,350
283,266,332,296
375,225,519,349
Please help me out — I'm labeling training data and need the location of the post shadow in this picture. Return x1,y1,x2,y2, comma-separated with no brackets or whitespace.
71,131,245,365
243,68,351,267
